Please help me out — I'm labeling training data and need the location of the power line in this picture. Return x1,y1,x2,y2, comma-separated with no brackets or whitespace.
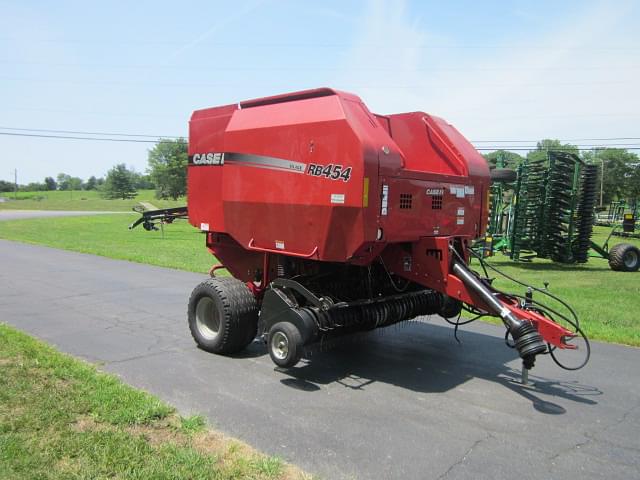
472,137,640,143
0,126,181,139
3,126,639,145
475,144,640,149
0,132,159,143
1,76,636,89
2,130,640,151
5,106,176,118
1,38,639,50
2,59,639,72
475,147,640,151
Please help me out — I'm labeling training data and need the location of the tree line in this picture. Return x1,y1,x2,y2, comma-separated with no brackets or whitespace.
2,137,638,206
484,139,639,205
0,138,188,201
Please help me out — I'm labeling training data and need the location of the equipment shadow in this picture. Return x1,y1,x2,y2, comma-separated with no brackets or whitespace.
256,320,601,414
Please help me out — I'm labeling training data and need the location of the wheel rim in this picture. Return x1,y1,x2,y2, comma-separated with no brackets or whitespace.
195,297,220,340
271,331,289,361
623,250,638,268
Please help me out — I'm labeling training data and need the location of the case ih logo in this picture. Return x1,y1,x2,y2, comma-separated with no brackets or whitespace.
191,153,224,165
426,188,444,195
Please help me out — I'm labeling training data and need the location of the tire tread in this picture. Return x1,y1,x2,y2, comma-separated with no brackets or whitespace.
608,243,640,272
187,277,258,354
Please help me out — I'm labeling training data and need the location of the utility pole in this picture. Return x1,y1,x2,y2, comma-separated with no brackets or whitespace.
14,168,17,199
600,157,604,208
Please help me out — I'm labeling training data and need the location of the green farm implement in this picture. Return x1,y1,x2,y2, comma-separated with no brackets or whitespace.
478,151,639,272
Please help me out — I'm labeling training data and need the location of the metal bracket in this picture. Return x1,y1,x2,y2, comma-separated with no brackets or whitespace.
270,278,334,311
129,206,188,230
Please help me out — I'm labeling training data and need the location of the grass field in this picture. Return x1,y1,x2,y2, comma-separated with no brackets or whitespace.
0,323,305,480
0,189,184,212
473,227,640,346
0,214,215,273
0,209,638,346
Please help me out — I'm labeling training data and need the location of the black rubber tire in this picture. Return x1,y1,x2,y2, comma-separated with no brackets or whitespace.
490,168,517,183
439,295,463,319
187,277,258,354
267,322,303,368
608,243,640,272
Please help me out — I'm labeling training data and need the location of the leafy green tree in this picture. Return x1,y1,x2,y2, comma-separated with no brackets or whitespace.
128,170,154,190
102,164,137,199
483,150,525,168
85,176,98,190
23,182,46,191
134,173,155,190
527,139,579,163
44,177,57,191
627,164,640,202
0,180,14,192
56,174,82,191
57,173,72,191
147,138,188,200
582,148,638,204
68,177,83,191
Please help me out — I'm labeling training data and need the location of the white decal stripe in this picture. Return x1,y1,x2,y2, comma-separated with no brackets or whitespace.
225,160,305,174
225,153,306,174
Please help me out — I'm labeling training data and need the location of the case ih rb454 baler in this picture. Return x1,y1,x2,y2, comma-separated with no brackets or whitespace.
133,88,589,373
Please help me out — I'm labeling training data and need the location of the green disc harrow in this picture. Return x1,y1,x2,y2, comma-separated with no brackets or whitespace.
508,152,599,263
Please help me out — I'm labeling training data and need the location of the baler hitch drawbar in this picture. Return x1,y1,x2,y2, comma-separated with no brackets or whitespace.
454,248,590,373
452,261,547,369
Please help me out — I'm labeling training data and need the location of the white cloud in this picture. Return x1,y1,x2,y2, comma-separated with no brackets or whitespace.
334,0,444,112
336,0,640,147
164,0,267,62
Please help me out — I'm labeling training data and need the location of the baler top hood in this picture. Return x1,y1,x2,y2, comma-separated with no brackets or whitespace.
188,87,490,264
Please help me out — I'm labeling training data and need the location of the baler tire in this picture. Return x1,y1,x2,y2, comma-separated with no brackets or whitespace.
268,322,303,368
490,168,517,183
187,277,258,355
608,243,640,272
438,295,462,319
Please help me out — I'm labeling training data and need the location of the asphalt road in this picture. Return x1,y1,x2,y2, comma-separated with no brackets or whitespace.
0,210,127,221
1,239,638,479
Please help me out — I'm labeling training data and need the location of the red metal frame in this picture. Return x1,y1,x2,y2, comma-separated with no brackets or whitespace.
188,88,489,267
501,298,576,349
247,238,319,259
189,88,574,349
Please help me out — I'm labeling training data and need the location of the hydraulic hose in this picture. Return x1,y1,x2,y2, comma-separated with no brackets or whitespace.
452,261,522,330
452,261,547,368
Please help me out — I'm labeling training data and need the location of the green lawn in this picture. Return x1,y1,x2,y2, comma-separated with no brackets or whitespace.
0,211,638,346
473,226,640,346
0,189,185,212
0,323,306,480
0,214,216,273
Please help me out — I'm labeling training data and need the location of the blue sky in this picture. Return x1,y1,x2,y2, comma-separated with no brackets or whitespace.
1,0,639,184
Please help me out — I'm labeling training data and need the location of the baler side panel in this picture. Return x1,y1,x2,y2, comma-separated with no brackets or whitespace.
188,89,489,267
380,237,490,308
386,113,463,176
188,105,238,232
428,115,488,179
218,95,371,262
378,177,481,242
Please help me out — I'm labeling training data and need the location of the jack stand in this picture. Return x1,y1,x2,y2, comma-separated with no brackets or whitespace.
522,365,530,385
508,361,536,388
518,361,536,388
